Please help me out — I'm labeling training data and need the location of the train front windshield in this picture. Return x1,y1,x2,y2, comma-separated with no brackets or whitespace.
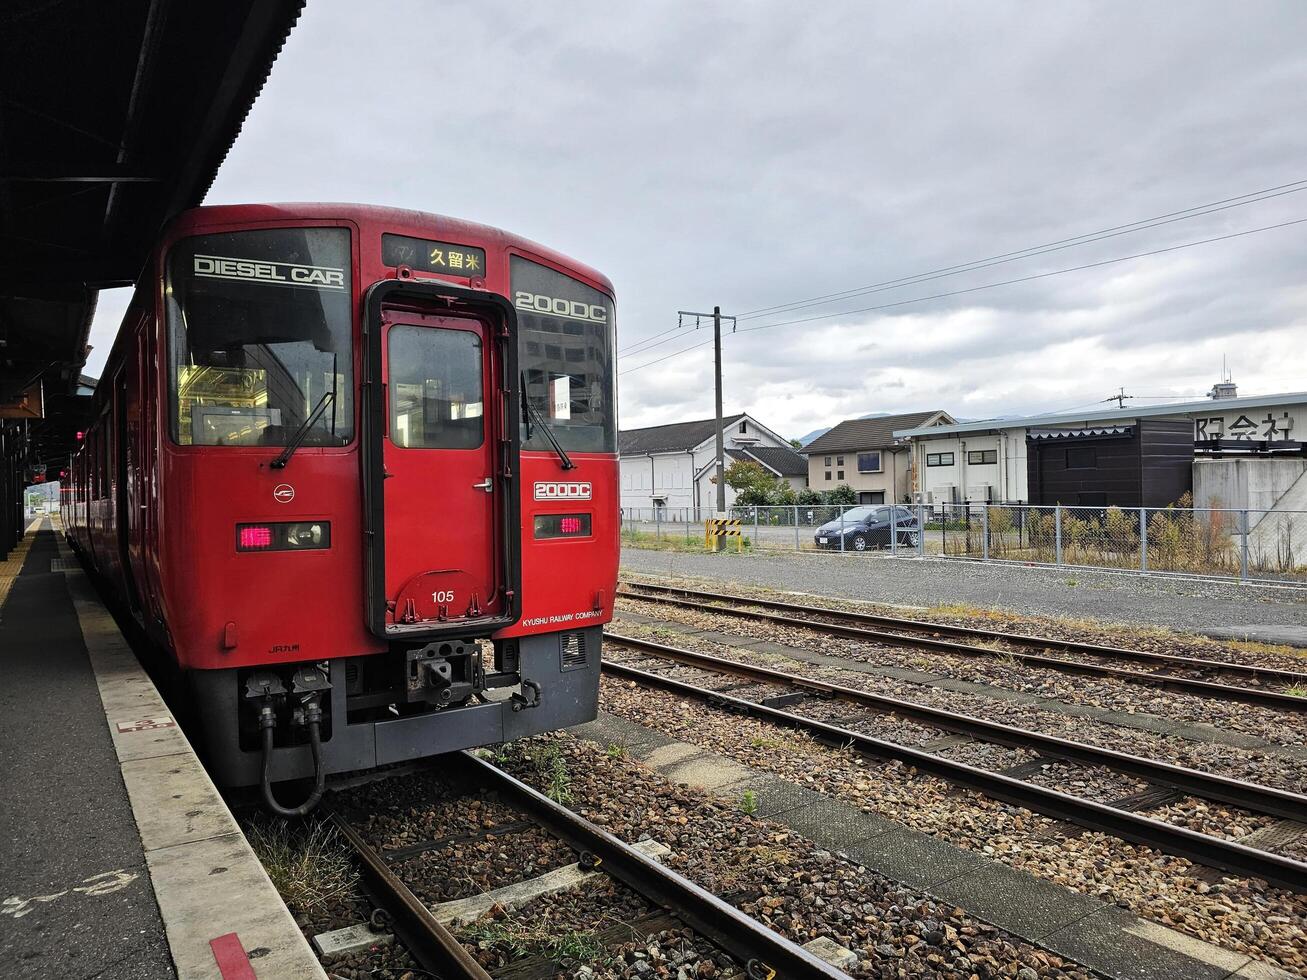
165,227,354,447
512,255,616,454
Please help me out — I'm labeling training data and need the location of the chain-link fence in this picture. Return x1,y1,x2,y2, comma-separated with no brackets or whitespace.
619,502,1307,584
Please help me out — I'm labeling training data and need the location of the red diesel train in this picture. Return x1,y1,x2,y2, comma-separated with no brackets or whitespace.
62,204,617,814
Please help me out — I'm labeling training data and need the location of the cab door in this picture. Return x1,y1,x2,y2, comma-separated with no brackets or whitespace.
362,280,521,638
379,308,501,632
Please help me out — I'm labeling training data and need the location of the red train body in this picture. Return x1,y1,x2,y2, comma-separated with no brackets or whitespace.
62,204,616,808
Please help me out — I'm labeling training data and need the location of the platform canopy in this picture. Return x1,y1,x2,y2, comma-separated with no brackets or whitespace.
0,0,305,479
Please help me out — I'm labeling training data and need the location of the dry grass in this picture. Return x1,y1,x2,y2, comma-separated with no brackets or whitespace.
930,603,1012,621
245,818,358,913
1222,638,1307,661
716,841,801,888
463,919,610,965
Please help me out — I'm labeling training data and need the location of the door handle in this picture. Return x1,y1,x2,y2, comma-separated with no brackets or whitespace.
473,478,494,493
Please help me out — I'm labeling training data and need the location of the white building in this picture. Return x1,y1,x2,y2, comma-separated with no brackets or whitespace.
619,412,806,516
895,389,1307,506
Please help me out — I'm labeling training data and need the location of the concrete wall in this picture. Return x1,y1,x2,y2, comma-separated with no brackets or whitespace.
1196,459,1307,571
1193,458,1307,512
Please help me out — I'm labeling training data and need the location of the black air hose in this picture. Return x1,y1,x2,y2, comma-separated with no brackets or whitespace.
259,699,326,818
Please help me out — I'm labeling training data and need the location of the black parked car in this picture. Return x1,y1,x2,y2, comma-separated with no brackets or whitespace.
814,505,920,551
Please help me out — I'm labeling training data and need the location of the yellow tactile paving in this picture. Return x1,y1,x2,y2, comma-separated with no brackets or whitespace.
0,518,43,613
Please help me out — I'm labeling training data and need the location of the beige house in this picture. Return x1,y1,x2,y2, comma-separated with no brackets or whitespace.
803,410,954,504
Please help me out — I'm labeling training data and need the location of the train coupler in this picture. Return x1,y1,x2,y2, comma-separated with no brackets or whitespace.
510,678,541,712
404,640,479,706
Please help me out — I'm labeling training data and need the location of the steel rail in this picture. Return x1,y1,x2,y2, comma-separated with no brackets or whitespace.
453,751,847,979
599,659,1307,892
329,812,494,980
616,586,1307,712
619,582,1307,686
605,631,1307,820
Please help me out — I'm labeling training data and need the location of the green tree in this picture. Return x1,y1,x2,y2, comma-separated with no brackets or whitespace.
724,460,795,506
824,484,857,505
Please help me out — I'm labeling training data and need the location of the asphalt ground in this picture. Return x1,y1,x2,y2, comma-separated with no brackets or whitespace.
0,527,175,980
619,547,1307,647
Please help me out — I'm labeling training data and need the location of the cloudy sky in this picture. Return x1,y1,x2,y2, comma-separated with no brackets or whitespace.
86,1,1307,441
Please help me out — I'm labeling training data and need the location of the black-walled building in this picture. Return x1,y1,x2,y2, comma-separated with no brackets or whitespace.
1025,420,1193,507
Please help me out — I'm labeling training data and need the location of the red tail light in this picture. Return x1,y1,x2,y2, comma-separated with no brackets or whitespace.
238,525,274,550
533,513,592,539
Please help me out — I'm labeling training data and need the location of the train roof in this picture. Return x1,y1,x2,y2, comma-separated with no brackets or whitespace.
164,202,614,295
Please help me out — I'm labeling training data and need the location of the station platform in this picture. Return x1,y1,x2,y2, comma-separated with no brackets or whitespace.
0,521,323,980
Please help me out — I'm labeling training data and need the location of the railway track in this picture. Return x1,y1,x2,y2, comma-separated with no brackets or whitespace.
616,582,1307,711
329,750,847,979
601,632,1307,893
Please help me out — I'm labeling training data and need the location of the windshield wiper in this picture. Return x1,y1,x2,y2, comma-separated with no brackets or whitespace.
271,392,335,470
520,372,575,471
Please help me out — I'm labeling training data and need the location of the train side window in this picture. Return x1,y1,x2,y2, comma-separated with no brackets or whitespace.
388,326,484,449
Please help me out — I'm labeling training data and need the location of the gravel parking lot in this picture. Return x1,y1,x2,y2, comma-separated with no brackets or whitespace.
619,548,1307,646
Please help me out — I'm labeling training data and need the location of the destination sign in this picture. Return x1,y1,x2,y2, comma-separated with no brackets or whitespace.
381,234,486,276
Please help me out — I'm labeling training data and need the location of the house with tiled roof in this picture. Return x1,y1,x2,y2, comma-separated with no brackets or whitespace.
803,410,954,504
619,412,805,515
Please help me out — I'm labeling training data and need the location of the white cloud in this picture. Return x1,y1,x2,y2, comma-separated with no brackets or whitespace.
77,0,1307,442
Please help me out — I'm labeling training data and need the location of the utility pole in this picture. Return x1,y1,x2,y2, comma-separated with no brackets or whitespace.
1103,387,1132,410
712,306,725,513
677,307,736,514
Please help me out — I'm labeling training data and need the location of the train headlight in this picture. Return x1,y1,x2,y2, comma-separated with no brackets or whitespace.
286,522,326,547
236,521,331,552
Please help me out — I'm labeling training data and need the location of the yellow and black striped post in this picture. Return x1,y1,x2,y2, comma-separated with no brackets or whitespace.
704,518,744,552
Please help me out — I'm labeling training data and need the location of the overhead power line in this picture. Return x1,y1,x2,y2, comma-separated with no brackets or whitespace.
736,177,1307,322
616,177,1307,360
619,215,1307,377
616,321,685,357
618,336,715,376
734,216,1307,336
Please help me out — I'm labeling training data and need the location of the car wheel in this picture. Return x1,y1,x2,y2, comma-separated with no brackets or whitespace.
908,531,920,547
851,534,868,552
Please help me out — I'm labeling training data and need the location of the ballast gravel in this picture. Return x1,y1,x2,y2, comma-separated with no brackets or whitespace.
610,645,1288,857
621,574,1307,674
495,736,1096,979
610,609,1307,794
617,549,1307,639
600,675,1307,976
614,595,1306,745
